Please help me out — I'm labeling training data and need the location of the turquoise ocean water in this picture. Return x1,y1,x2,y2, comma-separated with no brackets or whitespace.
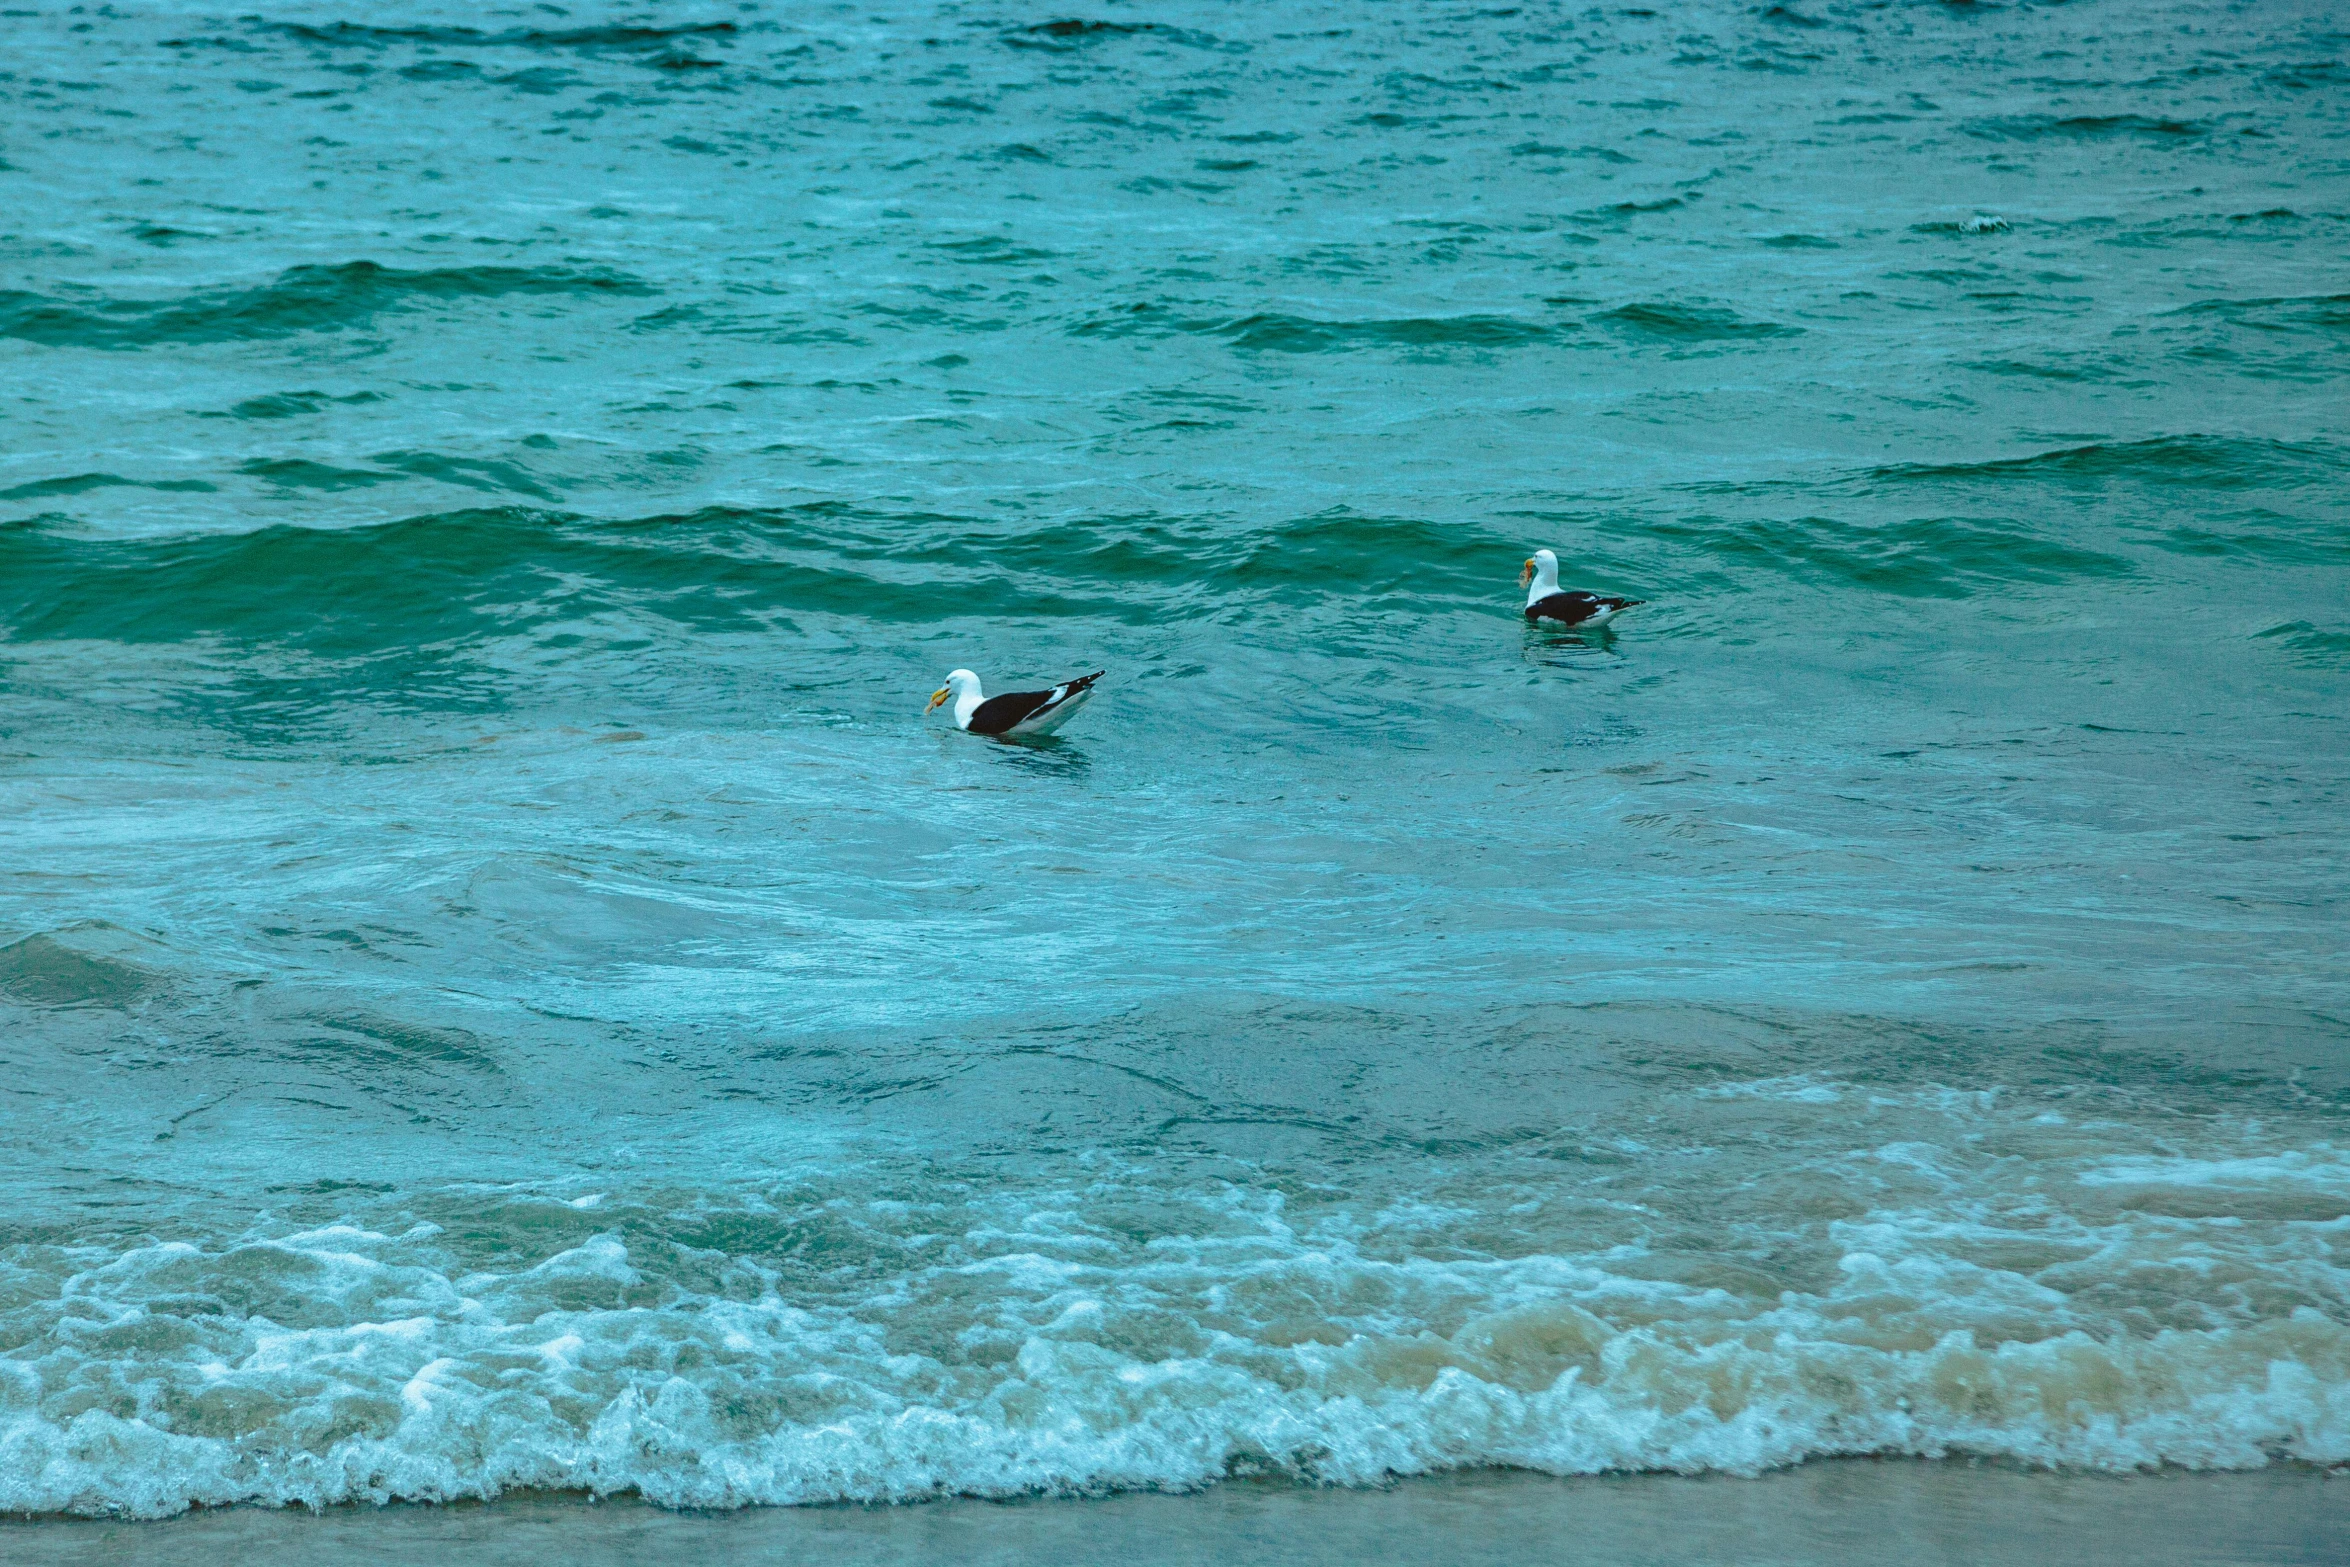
1,0,2347,1517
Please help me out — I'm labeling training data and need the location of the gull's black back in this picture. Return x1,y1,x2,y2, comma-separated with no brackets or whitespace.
966,670,1103,736
1527,591,1639,626
967,688,1056,735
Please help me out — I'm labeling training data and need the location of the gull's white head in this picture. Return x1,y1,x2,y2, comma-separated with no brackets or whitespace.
1521,548,1560,602
926,668,981,722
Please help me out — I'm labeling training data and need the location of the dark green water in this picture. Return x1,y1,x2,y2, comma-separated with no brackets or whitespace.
1,0,2345,1519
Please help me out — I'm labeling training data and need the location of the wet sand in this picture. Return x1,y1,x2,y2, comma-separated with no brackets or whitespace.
6,1463,2341,1567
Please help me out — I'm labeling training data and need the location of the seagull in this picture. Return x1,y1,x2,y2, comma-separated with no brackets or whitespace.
1521,549,1643,628
927,668,1104,738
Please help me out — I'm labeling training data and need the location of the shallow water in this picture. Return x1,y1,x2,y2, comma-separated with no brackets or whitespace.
1,0,2346,1519
7,1466,2346,1567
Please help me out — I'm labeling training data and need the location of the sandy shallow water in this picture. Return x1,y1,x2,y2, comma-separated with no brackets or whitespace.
8,1462,2344,1567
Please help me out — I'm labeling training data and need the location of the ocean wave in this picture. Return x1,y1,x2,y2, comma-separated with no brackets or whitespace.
1004,20,1221,53
1961,357,2116,383
368,452,566,502
235,458,410,493
2266,59,2350,91
2161,293,2350,332
0,473,217,501
1639,514,2130,596
263,21,738,52
0,263,652,350
0,482,2183,670
1190,511,1514,594
931,236,1059,266
0,506,1554,661
1594,303,1798,344
0,508,1146,671
1215,313,1560,353
0,928,163,1008
1867,436,2348,491
1069,308,1559,353
1912,217,2014,236
220,390,385,421
1,1195,2342,1518
2255,621,2350,667
920,509,1530,605
2152,524,2350,566
1573,197,1688,223
1963,114,2207,143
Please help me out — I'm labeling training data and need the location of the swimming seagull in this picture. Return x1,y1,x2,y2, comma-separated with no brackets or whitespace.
1521,548,1643,628
927,668,1104,738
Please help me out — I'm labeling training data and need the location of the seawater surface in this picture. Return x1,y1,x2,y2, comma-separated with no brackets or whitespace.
2,0,2347,1521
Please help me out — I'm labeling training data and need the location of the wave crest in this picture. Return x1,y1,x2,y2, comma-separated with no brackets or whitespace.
2,1226,2343,1518
1644,513,2131,596
0,263,652,350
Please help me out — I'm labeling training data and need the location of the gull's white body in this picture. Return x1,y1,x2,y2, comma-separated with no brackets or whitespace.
1524,549,1564,610
941,669,988,731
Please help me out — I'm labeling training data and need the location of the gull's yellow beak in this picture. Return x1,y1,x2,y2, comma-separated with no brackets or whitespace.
1519,558,1535,588
926,687,950,714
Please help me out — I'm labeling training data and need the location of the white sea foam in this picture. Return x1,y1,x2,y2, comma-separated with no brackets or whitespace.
1692,1075,1846,1104
2,1187,2345,1519
2079,1147,2350,1193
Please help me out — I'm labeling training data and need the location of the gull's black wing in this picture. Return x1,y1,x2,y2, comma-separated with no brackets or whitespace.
1526,592,1639,625
967,670,1104,735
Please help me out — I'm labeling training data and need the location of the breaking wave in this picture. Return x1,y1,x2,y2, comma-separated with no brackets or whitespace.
2,1133,2344,1518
